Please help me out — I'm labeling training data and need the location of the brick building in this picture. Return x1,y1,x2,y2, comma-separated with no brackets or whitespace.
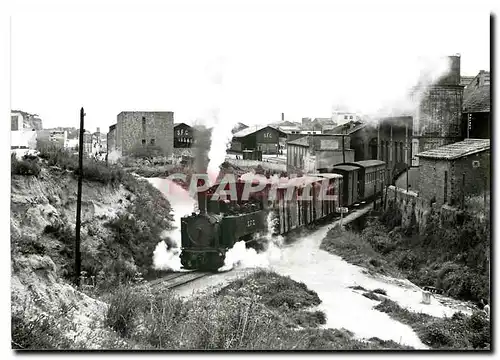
108,111,174,157
174,123,193,148
411,55,464,165
231,125,287,154
286,134,353,174
462,70,490,139
415,139,490,207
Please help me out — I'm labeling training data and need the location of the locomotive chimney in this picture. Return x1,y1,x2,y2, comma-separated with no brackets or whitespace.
282,113,284,121
197,178,207,215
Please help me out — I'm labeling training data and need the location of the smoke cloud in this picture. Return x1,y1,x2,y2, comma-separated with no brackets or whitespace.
219,212,284,272
147,178,196,272
367,56,452,120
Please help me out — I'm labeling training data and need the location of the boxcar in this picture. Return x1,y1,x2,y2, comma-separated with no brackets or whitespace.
274,176,326,235
309,173,343,217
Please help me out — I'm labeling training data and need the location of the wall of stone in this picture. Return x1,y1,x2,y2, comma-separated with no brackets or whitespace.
385,186,433,233
116,111,174,156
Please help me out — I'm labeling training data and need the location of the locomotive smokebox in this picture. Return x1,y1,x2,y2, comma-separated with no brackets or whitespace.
197,177,207,214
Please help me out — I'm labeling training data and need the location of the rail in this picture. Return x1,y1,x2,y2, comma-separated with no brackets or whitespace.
149,271,212,290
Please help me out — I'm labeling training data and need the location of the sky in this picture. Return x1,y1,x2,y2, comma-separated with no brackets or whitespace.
10,2,492,133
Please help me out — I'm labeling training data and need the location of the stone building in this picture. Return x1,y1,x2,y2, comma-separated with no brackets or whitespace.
108,111,174,157
286,134,353,174
411,55,464,165
415,138,490,207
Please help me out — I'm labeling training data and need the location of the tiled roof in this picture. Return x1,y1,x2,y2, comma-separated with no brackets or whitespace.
287,136,310,147
463,85,490,113
416,139,490,160
232,125,285,138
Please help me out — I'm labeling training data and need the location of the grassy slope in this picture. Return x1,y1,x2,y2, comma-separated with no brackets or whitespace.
101,270,414,350
320,206,491,350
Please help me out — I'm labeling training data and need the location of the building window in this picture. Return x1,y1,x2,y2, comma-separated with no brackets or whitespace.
142,139,146,144
349,115,353,119
150,139,155,145
344,115,348,120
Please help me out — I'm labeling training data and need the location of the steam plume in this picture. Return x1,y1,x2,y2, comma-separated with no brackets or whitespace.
219,212,284,271
148,178,196,272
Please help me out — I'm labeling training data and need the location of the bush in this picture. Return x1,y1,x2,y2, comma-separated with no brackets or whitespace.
374,299,490,350
12,311,73,350
105,286,147,338
218,270,321,311
11,153,41,176
291,310,327,328
38,147,127,186
13,234,47,256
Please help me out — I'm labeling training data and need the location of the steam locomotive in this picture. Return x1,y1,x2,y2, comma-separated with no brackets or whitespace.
179,160,386,271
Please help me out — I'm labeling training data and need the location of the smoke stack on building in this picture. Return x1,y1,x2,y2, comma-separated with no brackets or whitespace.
410,55,464,166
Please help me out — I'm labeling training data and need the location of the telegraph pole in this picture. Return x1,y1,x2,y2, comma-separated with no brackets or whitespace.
342,131,346,163
405,122,409,192
467,113,472,138
75,107,85,287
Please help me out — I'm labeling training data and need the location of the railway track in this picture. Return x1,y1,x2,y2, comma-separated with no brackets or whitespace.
149,271,213,290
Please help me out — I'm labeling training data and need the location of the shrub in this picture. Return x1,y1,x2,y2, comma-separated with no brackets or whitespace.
11,311,73,350
11,153,41,176
38,146,127,186
105,286,147,338
13,234,47,256
374,299,490,350
372,288,387,296
291,310,327,328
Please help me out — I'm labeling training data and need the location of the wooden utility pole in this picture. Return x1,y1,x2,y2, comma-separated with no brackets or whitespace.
342,132,346,163
467,113,471,138
75,107,85,287
462,172,466,210
405,122,409,192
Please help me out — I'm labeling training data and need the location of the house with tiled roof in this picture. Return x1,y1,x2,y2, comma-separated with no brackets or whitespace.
463,70,490,139
416,139,490,207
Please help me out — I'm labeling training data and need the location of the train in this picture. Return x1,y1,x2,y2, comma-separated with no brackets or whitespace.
179,160,387,271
